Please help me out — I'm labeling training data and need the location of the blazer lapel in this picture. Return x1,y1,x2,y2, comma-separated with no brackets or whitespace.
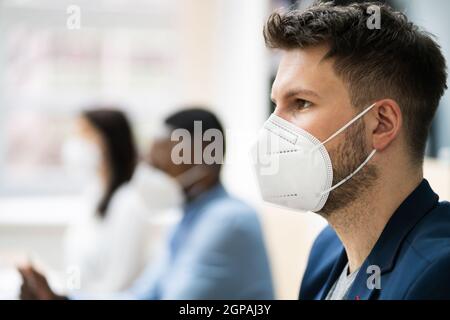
345,180,438,300
319,248,348,299
345,260,379,300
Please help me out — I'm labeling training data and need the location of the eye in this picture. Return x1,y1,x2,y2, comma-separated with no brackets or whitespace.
295,99,312,110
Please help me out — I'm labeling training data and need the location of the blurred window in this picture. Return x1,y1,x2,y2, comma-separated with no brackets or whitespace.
0,0,180,196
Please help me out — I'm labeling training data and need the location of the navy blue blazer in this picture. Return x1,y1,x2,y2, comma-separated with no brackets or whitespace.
299,179,450,300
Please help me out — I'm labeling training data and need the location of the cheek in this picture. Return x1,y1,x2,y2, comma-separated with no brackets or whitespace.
323,135,346,159
149,145,171,169
97,144,109,171
311,119,341,142
277,108,338,143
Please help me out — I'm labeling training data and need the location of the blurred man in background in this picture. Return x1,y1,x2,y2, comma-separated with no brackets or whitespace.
19,108,274,300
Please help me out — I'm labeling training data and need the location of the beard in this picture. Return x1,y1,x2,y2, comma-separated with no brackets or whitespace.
319,119,378,217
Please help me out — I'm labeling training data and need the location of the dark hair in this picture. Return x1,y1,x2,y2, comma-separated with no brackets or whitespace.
165,107,225,171
83,109,137,218
264,1,448,163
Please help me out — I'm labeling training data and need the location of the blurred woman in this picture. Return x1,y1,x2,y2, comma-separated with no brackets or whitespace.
62,109,182,295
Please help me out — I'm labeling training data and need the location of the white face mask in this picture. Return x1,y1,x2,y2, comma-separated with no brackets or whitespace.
131,163,212,224
131,163,184,212
62,137,102,185
251,103,377,212
131,163,209,210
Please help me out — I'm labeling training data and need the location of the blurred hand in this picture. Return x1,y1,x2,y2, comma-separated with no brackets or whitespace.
18,265,66,300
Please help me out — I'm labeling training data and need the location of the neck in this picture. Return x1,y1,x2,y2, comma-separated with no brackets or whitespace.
326,167,423,273
184,175,219,203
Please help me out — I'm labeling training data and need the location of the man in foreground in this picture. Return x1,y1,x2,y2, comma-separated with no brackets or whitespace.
253,2,450,299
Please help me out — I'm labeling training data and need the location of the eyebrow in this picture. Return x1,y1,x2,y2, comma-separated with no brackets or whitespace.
271,87,320,104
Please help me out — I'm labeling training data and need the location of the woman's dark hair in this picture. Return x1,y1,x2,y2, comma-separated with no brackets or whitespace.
83,109,137,218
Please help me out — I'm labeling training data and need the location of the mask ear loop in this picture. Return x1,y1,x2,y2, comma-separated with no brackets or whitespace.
320,149,377,195
176,165,210,189
313,103,376,151
307,102,377,196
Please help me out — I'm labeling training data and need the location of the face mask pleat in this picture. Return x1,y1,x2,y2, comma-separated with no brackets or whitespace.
252,103,377,213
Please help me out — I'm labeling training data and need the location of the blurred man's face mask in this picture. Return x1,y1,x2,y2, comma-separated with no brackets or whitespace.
131,163,184,213
251,103,377,212
149,125,216,200
132,162,209,212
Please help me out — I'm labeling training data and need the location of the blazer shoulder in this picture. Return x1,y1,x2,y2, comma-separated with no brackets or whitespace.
193,195,263,245
406,200,450,263
403,249,450,299
202,194,260,227
311,225,342,260
299,225,343,300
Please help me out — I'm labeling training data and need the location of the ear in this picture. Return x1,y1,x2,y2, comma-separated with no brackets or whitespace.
368,99,402,152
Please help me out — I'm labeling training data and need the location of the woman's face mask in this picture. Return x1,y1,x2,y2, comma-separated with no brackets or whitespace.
62,137,102,185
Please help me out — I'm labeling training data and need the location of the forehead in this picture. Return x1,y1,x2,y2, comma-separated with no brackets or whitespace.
271,45,345,99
